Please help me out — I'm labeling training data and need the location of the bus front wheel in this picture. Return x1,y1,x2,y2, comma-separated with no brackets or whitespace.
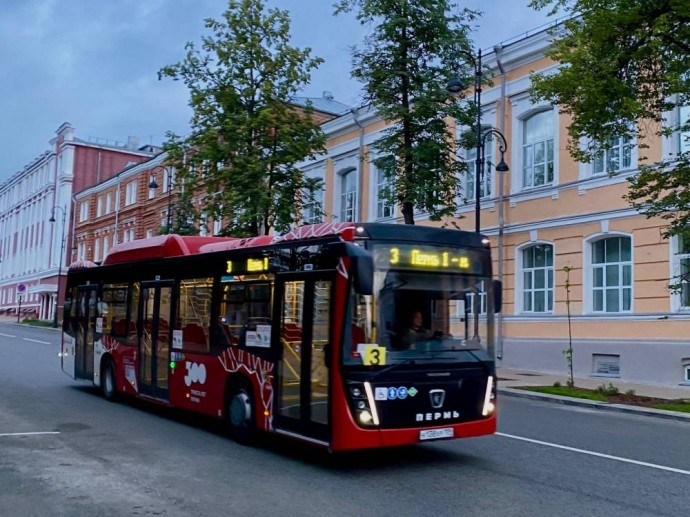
227,383,255,444
101,360,117,402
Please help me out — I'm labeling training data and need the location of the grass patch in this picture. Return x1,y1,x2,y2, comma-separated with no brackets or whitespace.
515,384,690,413
21,319,55,327
518,385,608,401
649,402,690,413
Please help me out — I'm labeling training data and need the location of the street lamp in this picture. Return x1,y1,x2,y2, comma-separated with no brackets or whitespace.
447,48,509,233
49,205,67,328
149,166,175,234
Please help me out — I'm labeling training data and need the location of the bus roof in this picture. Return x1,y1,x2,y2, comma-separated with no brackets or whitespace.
100,235,233,266
94,222,484,268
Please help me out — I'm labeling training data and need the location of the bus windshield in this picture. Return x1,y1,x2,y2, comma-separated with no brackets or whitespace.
344,267,493,366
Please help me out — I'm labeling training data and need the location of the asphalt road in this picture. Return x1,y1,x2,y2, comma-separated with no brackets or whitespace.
1,322,688,517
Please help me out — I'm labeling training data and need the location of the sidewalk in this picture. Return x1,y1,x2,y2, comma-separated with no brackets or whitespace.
497,367,690,422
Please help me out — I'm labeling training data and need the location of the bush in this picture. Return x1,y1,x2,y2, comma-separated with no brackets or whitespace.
596,382,620,396
553,381,562,388
625,389,636,397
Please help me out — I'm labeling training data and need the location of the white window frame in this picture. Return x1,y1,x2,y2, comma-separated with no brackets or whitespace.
670,235,690,311
125,181,137,206
584,233,633,313
336,164,358,223
592,135,634,175
79,201,89,222
370,155,395,220
105,192,112,214
303,166,325,225
516,241,555,314
510,90,559,194
96,196,104,217
522,110,555,189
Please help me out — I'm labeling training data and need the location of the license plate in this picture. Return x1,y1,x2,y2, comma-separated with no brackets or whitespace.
419,427,454,441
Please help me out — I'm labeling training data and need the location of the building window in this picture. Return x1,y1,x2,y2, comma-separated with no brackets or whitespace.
340,168,357,223
97,196,104,217
106,192,112,214
164,168,175,192
79,201,89,222
125,181,137,206
303,180,324,225
593,136,632,175
591,236,632,312
374,156,394,219
680,104,690,154
146,229,154,239
672,235,690,310
522,111,555,188
94,238,101,262
521,243,554,313
461,132,492,202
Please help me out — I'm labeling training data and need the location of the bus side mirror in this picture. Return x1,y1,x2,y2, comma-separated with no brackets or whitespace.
325,242,374,295
353,255,373,295
493,280,502,313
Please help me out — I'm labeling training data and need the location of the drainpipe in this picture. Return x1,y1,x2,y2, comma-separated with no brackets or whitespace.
114,173,121,245
495,44,506,361
351,108,365,221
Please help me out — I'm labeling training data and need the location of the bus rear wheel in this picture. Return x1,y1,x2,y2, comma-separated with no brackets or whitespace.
227,383,255,444
101,360,118,402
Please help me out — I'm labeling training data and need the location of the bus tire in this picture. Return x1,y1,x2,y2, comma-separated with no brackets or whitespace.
101,359,118,402
227,381,255,444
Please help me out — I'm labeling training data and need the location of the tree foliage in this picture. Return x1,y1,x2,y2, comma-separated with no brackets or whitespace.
159,0,326,237
335,0,480,224
530,0,690,238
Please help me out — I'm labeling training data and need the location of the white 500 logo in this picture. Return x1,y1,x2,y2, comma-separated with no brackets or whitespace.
184,362,207,387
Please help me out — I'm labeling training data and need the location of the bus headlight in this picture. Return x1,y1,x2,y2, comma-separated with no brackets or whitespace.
358,410,373,424
482,376,496,416
346,382,380,427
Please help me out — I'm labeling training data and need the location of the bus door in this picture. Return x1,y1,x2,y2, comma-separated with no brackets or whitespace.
273,273,333,442
74,285,98,381
138,281,174,400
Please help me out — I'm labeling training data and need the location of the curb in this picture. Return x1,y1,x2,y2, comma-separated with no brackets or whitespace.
0,321,61,331
499,387,690,423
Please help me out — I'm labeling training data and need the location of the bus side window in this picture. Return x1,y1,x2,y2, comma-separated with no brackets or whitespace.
127,282,141,346
178,278,213,353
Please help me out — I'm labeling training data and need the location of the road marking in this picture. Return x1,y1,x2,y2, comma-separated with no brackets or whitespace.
0,332,16,338
0,431,60,437
22,338,50,344
496,432,690,476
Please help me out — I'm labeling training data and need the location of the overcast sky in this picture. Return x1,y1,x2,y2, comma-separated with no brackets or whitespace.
0,0,560,183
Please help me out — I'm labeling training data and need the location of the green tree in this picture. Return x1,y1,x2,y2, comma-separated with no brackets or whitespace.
335,0,479,224
530,0,690,238
159,0,327,237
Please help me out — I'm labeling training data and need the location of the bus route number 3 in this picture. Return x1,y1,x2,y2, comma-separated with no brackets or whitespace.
363,345,387,366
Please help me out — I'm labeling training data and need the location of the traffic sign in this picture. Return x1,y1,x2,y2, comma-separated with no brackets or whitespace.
17,283,26,293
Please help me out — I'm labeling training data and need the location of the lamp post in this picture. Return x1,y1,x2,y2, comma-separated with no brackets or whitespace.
49,205,67,328
447,48,510,233
149,166,175,234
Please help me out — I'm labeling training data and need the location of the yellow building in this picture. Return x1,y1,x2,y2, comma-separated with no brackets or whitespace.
298,27,690,387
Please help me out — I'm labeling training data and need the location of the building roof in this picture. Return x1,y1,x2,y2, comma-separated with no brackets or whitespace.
289,92,352,116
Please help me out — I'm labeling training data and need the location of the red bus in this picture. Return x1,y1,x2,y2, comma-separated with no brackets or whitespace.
60,222,500,451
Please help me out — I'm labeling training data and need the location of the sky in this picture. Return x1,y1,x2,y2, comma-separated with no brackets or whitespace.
0,0,562,183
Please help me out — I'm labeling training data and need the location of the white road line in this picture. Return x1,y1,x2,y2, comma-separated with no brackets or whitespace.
496,432,690,476
0,431,60,437
22,338,50,344
0,332,16,338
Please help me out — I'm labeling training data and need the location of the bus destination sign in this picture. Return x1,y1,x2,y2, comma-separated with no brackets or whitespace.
226,257,269,274
373,244,480,273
